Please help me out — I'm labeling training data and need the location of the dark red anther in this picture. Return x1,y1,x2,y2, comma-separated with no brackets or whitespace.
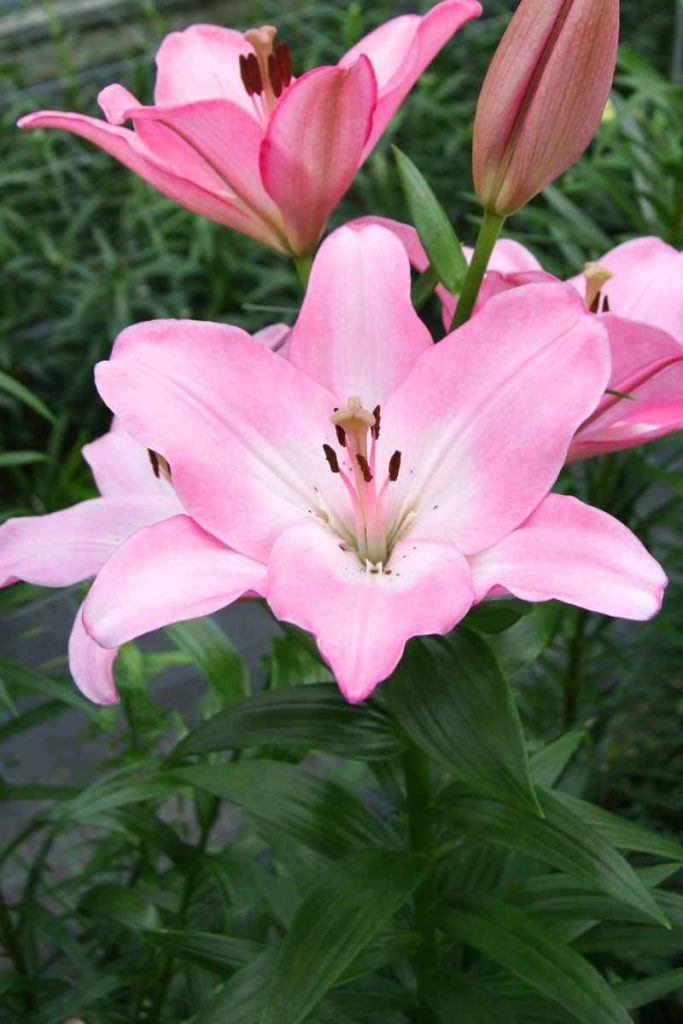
240,53,263,96
323,443,340,474
267,53,283,97
356,454,373,483
388,450,402,482
275,41,293,88
602,294,611,313
371,405,381,440
148,449,161,478
589,290,602,315
335,424,347,447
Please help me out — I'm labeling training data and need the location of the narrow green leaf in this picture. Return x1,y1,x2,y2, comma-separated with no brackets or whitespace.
441,898,632,1024
0,700,65,743
171,760,397,858
0,369,56,423
260,850,429,1024
79,885,160,930
615,968,683,1010
0,451,51,468
167,617,248,703
487,602,562,677
143,929,263,975
387,632,540,815
444,790,668,926
171,683,404,762
196,950,276,1024
529,731,586,788
548,789,683,861
393,146,468,291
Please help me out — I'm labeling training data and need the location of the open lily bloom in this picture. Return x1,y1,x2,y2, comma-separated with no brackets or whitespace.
87,224,665,703
0,421,267,704
361,218,683,463
18,1,480,256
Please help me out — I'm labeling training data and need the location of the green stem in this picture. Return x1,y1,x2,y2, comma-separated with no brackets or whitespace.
148,799,218,1023
563,609,588,730
294,254,312,289
450,209,505,330
403,745,435,1021
0,886,34,1013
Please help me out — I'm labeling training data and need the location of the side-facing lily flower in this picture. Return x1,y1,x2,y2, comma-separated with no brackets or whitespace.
0,419,267,704
85,224,665,703
361,217,683,463
18,2,480,256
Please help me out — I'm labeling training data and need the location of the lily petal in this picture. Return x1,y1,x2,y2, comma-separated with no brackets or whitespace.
470,494,667,621
253,322,291,355
83,514,267,649
17,110,285,251
82,420,181,500
154,24,254,113
288,224,431,404
569,317,683,460
0,495,178,588
95,319,340,561
128,101,285,245
340,0,482,156
381,284,610,554
568,238,683,343
267,518,473,702
260,59,377,256
69,608,119,705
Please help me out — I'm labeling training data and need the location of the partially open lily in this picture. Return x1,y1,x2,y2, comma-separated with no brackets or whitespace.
18,2,480,256
83,224,665,703
362,217,683,463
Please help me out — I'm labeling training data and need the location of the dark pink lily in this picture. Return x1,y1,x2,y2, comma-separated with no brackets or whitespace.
19,2,480,256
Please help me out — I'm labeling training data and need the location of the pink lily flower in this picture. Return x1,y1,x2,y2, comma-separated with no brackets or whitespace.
18,2,480,256
82,224,664,703
361,217,683,463
0,419,267,704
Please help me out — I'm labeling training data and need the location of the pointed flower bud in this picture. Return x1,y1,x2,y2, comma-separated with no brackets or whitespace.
473,0,619,216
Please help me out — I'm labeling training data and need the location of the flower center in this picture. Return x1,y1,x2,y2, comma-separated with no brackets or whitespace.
583,261,613,313
322,397,404,570
239,27,293,122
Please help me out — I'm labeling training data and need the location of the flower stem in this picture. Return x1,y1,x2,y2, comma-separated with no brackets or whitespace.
294,254,312,289
403,744,435,1019
450,209,505,330
0,886,34,1013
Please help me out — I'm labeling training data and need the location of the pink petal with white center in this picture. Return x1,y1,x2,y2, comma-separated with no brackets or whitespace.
267,518,473,702
83,514,267,649
69,608,119,705
470,494,666,621
288,224,431,404
569,317,683,460
154,24,255,114
82,419,182,500
340,0,482,157
260,60,377,256
568,238,683,343
95,319,340,562
0,495,177,588
381,284,610,555
17,111,286,251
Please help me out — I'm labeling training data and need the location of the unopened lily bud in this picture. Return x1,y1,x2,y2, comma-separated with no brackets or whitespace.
473,0,619,216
